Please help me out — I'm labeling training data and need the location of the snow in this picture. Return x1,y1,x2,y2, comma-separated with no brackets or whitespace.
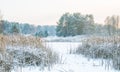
11,42,118,72
45,42,81,54
43,35,88,42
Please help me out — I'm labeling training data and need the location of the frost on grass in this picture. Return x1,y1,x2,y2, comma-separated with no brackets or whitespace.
0,35,58,72
75,36,120,70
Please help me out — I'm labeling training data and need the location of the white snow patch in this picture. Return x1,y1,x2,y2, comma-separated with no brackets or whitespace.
43,35,88,42
11,42,118,72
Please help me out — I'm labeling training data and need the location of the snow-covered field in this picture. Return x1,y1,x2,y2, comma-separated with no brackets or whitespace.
11,42,118,72
43,35,88,42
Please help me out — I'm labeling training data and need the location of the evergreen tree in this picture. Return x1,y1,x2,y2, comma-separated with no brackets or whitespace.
0,21,3,34
35,30,48,37
11,24,19,34
35,31,43,37
56,12,95,37
0,12,3,34
44,30,48,37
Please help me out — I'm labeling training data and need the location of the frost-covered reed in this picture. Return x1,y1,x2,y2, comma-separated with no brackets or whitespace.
75,35,120,70
0,35,58,72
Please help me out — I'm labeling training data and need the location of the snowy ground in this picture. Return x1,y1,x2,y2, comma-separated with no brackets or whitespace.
43,35,88,42
12,42,119,72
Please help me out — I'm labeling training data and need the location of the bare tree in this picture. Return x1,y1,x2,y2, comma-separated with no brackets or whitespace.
104,15,120,35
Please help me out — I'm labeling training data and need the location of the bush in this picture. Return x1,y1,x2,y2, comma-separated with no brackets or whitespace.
75,36,120,70
112,46,120,70
0,35,59,71
0,60,11,72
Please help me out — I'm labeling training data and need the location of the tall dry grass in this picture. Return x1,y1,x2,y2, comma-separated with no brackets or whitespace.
0,35,13,72
0,35,6,56
4,35,43,48
0,34,58,71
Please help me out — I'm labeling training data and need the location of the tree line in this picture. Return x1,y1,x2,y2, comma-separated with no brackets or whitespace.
0,12,120,37
56,12,120,37
0,18,56,37
3,21,56,37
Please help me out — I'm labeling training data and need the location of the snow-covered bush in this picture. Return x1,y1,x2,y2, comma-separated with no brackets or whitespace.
0,35,13,72
112,45,120,70
0,35,58,71
0,60,12,72
75,36,120,70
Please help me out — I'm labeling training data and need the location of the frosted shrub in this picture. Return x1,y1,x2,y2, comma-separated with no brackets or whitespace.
76,42,91,56
75,36,120,70
0,60,11,72
0,35,59,71
76,42,113,59
112,45,120,70
0,35,6,56
0,35,13,72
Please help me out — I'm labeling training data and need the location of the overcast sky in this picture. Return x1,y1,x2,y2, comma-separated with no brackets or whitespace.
0,0,120,25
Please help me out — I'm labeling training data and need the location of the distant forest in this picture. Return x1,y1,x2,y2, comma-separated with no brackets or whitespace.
56,13,120,37
0,12,120,37
2,20,56,37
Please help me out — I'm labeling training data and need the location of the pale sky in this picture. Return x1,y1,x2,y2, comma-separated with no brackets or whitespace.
0,0,120,25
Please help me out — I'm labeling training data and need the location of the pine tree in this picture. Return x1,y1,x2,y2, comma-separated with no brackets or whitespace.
11,24,19,34
0,12,3,34
56,12,95,36
0,21,3,34
44,30,48,37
